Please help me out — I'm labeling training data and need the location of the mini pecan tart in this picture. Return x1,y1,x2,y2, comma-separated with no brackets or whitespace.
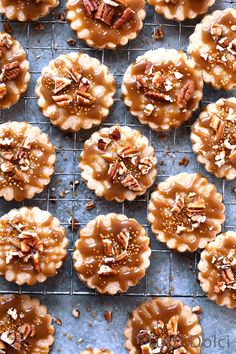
188,8,236,90
36,52,116,132
0,122,56,201
0,0,58,21
148,173,225,252
148,0,215,22
80,126,157,202
0,294,54,353
191,98,236,180
66,0,146,49
122,49,203,131
0,207,68,286
198,231,236,309
0,32,30,109
81,349,113,354
73,213,151,295
124,297,202,354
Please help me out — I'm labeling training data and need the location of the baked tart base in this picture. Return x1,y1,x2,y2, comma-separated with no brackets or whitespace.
73,213,151,295
0,0,59,21
36,52,116,132
0,32,30,109
122,48,203,131
80,125,157,202
188,8,236,90
66,0,146,50
198,231,236,309
0,121,56,201
0,294,54,353
147,0,215,21
124,297,202,354
0,206,68,286
148,173,225,252
191,97,236,180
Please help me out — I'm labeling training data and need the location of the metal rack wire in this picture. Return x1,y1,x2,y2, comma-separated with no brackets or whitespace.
0,0,235,311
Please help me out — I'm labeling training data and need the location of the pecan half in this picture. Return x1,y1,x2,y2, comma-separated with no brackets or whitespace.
221,268,235,284
1,61,20,81
116,229,130,249
117,145,139,158
113,8,135,29
76,90,96,106
177,80,195,108
94,3,116,25
82,0,98,16
0,83,7,99
53,76,72,94
52,94,72,107
108,160,120,180
138,156,155,175
67,65,82,83
121,174,142,191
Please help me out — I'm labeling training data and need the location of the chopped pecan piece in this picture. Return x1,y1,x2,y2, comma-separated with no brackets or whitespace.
1,61,20,81
144,103,154,116
52,94,72,107
210,24,223,40
140,343,152,354
209,115,225,140
98,137,111,151
94,2,116,25
82,0,98,16
144,62,154,75
177,80,195,108
138,156,155,175
53,76,71,94
221,268,235,284
76,90,96,106
0,150,13,161
0,332,15,346
136,75,149,90
187,197,206,214
174,347,187,354
109,127,121,140
117,145,139,158
214,281,226,294
78,77,91,92
116,228,130,249
98,264,117,276
108,160,120,180
0,83,7,99
145,91,173,102
229,148,236,164
121,174,142,191
18,323,36,341
67,65,82,83
0,340,6,352
115,250,128,262
0,33,13,58
113,7,135,29
136,330,150,345
102,238,114,256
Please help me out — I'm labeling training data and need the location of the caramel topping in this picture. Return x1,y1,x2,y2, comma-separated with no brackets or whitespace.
0,295,52,353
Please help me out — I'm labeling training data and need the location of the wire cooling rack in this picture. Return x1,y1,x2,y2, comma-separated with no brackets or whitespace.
0,1,235,353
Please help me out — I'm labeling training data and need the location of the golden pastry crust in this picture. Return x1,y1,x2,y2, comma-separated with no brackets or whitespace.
0,0,59,21
148,0,215,21
81,349,113,354
122,48,203,131
0,121,56,201
0,294,54,353
198,231,236,310
191,97,236,180
124,297,202,354
0,32,30,109
188,8,236,90
148,173,225,252
66,0,146,49
0,207,68,286
80,125,157,202
36,52,116,132
73,213,151,295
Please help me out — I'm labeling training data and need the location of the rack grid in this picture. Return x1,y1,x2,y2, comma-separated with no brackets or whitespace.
0,1,235,352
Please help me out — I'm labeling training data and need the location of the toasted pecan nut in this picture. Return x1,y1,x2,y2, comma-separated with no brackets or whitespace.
83,0,98,16
2,61,20,81
177,80,195,108
94,2,116,25
52,94,72,107
109,127,121,140
121,174,142,191
98,137,111,151
53,76,72,94
113,7,135,29
108,160,120,180
76,90,96,106
0,83,7,99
